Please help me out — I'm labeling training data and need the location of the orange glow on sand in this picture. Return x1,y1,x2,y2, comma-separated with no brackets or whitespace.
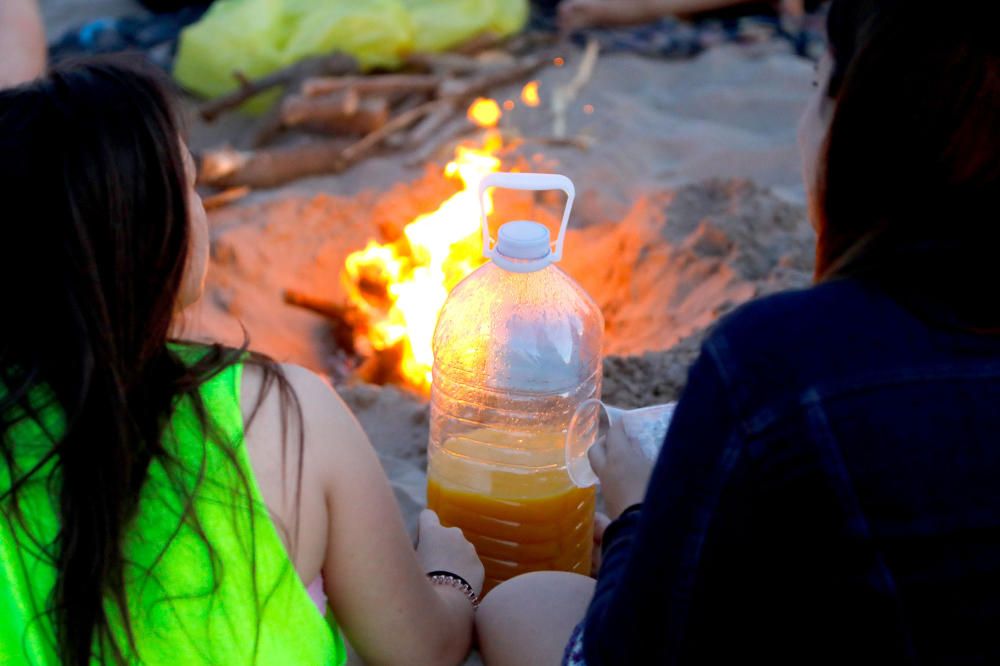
503,99,515,111
342,132,504,390
553,57,565,67
467,97,502,128
583,104,595,114
521,80,541,108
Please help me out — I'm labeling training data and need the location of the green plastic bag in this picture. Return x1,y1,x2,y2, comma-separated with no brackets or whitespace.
174,0,529,110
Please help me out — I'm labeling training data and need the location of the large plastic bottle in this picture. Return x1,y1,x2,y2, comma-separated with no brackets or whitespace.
427,173,604,593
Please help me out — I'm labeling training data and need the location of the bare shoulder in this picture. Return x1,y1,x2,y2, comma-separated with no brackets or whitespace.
239,361,376,580
239,362,372,484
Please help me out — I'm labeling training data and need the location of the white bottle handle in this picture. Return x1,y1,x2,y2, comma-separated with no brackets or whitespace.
478,172,576,263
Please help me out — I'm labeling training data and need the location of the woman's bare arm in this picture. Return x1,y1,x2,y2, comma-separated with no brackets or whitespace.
280,366,477,666
0,0,46,88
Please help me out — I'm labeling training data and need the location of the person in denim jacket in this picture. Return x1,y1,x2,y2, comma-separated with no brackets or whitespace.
478,0,1000,663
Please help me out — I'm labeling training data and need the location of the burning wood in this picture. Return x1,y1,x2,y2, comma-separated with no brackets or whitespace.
340,134,504,391
197,48,555,190
283,288,360,354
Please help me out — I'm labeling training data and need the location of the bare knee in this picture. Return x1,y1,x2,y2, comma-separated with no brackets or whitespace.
477,572,594,666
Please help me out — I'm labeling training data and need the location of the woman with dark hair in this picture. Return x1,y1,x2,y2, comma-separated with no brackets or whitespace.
0,59,482,665
478,0,1000,663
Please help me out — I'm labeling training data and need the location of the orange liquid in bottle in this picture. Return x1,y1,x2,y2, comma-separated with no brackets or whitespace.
427,432,596,594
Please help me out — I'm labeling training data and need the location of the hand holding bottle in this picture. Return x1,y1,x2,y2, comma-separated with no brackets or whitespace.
588,419,657,519
416,510,485,596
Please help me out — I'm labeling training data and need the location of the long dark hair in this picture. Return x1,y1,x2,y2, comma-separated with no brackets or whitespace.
816,0,1000,326
0,59,300,664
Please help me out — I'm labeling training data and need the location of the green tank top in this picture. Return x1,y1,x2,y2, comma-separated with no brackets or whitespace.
0,347,348,665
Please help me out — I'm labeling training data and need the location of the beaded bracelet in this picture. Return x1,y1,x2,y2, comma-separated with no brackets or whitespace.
426,570,480,609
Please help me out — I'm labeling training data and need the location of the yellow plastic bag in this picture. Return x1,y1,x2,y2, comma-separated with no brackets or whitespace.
173,0,289,105
403,0,530,53
282,0,415,69
174,0,529,108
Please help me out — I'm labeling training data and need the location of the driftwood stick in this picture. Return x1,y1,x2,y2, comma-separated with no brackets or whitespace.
198,140,348,189
282,92,352,124
251,103,288,147
339,98,452,164
199,53,358,121
384,92,434,148
404,117,477,166
443,52,552,100
201,101,443,189
302,74,441,98
202,185,251,211
451,32,504,55
200,53,555,188
394,91,431,114
403,34,554,75
552,39,600,139
281,93,389,134
522,134,594,151
405,51,493,75
405,103,459,147
337,53,548,162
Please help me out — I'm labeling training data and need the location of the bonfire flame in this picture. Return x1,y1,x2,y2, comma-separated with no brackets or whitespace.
521,81,541,108
467,98,502,128
343,129,504,391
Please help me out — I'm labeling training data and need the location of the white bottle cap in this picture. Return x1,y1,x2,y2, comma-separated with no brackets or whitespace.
496,221,552,261
479,173,576,274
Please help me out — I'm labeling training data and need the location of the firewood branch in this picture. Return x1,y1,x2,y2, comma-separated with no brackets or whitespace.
301,74,442,98
199,53,358,121
198,51,554,189
552,39,600,139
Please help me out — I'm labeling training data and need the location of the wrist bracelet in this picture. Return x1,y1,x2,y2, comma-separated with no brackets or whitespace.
426,570,480,609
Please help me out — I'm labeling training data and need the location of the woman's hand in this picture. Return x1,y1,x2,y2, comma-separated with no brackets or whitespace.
589,419,655,519
416,510,485,596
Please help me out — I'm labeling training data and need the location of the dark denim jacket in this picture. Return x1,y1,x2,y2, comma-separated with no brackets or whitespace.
584,278,1000,665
